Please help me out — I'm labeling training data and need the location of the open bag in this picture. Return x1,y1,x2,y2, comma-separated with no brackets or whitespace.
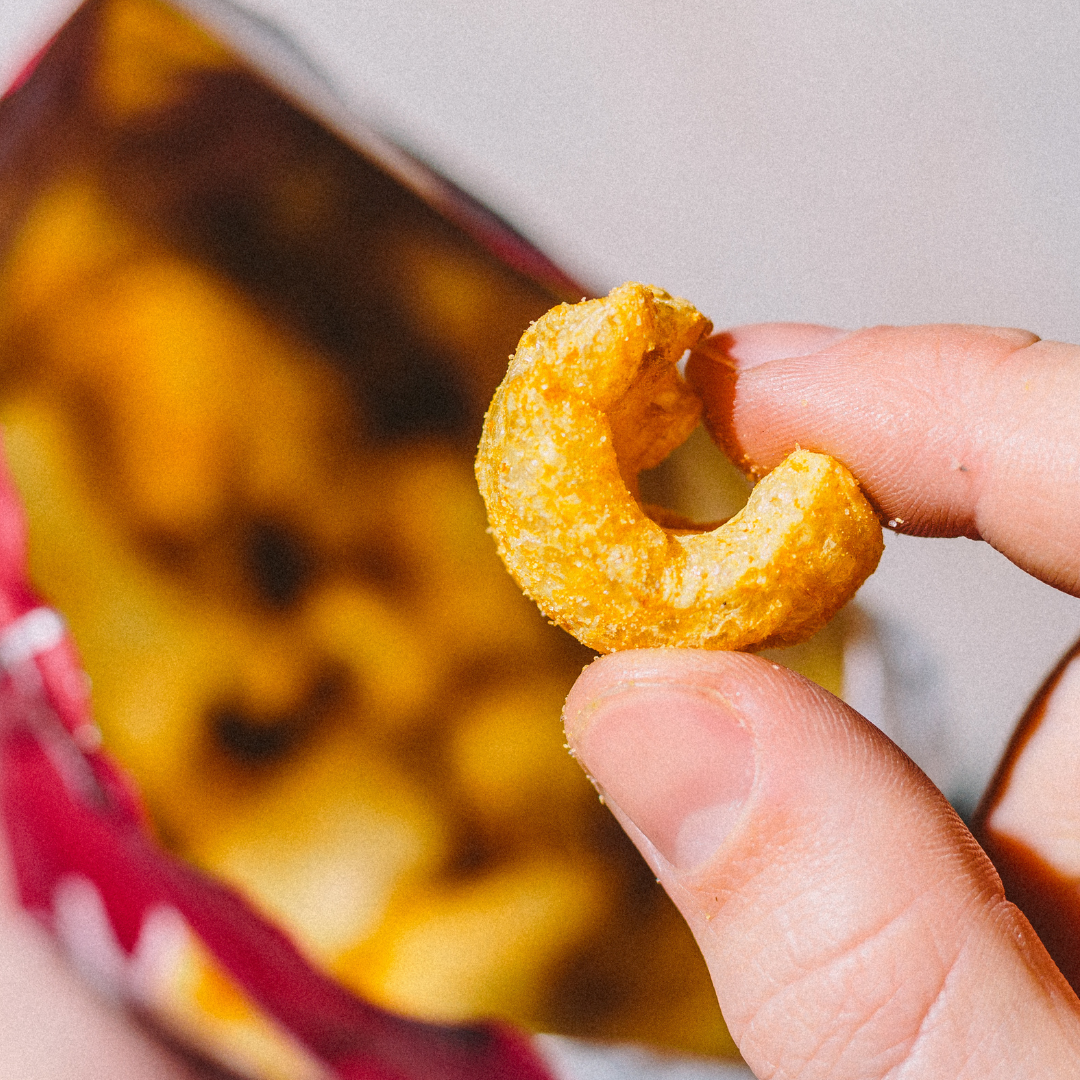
0,1,767,1075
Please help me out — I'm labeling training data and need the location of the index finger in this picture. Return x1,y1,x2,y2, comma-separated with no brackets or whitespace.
686,323,1080,595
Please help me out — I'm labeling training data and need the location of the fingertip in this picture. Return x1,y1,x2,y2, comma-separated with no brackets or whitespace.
684,323,857,476
563,649,762,743
699,323,853,371
564,651,759,872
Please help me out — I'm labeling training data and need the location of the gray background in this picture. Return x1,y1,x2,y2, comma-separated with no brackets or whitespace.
4,0,1080,809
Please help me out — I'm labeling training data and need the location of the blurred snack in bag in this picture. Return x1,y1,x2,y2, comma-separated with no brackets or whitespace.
0,0,756,1073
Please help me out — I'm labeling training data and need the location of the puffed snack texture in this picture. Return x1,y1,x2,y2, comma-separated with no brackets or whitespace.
475,282,883,654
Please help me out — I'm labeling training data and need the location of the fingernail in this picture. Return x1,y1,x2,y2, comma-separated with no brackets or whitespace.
713,323,853,370
566,683,755,872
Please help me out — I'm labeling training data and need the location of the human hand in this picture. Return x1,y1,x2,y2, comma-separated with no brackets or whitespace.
564,322,1080,1078
0,839,204,1080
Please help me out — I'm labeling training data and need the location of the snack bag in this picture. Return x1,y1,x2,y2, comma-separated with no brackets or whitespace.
0,0,821,1074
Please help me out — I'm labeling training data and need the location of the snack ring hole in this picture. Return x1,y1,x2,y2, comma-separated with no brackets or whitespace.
637,424,753,532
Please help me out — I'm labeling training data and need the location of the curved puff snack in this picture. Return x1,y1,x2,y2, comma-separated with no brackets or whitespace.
476,282,883,653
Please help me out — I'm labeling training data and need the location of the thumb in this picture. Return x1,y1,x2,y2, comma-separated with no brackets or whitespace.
564,650,1080,1079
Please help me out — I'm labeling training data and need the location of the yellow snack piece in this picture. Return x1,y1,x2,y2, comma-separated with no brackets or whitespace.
476,282,884,652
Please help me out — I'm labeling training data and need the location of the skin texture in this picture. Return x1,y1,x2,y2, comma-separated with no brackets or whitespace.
14,319,1080,1077
476,284,883,652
